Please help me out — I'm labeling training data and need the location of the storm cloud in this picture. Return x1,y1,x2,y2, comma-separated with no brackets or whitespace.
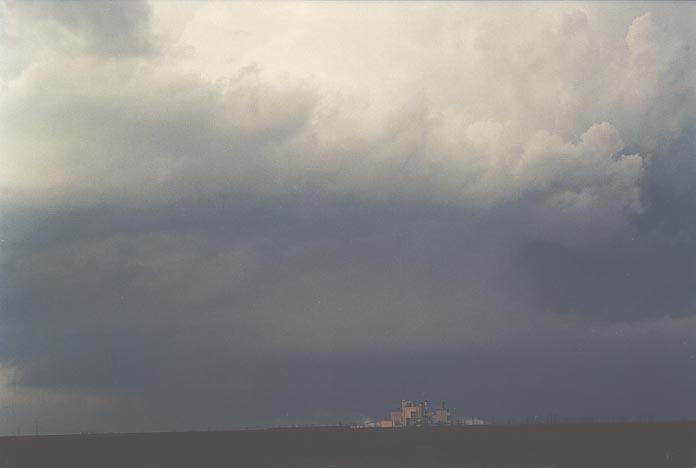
1,1,696,434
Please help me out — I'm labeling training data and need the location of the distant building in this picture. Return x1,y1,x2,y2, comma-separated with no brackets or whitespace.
390,410,403,427
431,402,451,425
401,400,422,426
385,399,452,427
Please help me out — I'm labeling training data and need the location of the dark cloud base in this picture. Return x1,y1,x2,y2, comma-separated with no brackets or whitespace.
2,196,696,433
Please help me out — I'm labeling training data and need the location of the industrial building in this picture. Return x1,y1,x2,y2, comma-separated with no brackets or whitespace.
377,400,452,427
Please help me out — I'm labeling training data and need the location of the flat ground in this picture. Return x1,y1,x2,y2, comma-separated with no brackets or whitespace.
1,421,695,468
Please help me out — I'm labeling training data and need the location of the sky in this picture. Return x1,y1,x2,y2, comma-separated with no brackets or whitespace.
1,0,696,434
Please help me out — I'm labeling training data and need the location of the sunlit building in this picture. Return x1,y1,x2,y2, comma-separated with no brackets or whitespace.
384,399,452,427
431,402,451,425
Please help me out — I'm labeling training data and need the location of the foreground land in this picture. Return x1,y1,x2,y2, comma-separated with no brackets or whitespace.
1,421,695,468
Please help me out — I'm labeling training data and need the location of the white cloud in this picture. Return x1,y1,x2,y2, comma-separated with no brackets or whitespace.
4,2,687,246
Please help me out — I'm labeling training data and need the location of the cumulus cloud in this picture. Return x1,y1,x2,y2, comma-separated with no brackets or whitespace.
1,1,696,432
2,2,670,242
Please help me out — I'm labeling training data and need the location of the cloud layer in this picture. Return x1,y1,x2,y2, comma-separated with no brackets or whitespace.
1,1,696,433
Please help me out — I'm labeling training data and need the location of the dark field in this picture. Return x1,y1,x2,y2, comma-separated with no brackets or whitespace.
1,421,695,468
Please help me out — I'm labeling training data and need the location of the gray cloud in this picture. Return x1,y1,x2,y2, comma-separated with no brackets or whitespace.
4,0,156,58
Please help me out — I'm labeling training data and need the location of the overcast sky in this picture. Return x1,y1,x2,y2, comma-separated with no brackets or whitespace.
1,1,696,434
